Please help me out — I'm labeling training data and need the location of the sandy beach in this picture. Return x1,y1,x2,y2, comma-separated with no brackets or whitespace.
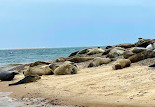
0,63,154,107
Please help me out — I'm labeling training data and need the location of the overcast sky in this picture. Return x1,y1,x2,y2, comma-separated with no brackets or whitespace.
0,0,155,49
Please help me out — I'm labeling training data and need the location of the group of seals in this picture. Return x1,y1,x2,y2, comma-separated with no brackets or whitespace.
1,39,154,87
0,70,41,86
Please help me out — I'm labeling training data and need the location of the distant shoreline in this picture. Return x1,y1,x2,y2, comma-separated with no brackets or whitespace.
0,46,104,50
0,48,49,50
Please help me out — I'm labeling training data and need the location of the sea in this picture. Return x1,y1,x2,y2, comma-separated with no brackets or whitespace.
0,46,99,107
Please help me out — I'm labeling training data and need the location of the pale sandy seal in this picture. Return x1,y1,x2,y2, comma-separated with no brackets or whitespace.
112,59,131,70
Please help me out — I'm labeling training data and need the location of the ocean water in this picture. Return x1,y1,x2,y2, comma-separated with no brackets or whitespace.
0,47,93,67
0,46,101,107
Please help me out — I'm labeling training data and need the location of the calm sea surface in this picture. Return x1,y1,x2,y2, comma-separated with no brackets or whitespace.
0,47,90,66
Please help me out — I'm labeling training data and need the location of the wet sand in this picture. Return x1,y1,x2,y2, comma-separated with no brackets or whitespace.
0,64,155,107
0,92,24,107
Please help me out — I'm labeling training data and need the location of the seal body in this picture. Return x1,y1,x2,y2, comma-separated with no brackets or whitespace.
128,50,155,63
87,48,105,55
9,75,41,86
107,47,126,58
68,57,94,63
0,71,18,81
24,65,53,76
88,57,111,67
56,57,70,62
112,59,131,70
54,63,78,75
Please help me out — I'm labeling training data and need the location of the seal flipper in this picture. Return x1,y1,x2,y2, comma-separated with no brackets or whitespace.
9,76,33,86
149,64,155,67
9,82,20,86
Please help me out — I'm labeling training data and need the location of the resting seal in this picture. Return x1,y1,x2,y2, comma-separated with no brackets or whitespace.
88,57,111,67
68,57,94,63
0,71,19,81
112,59,131,70
54,63,78,75
24,64,53,76
9,75,41,86
56,57,70,62
128,50,155,63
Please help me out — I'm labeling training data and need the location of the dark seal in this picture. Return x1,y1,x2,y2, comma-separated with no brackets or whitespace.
9,75,41,86
149,64,155,67
0,71,19,81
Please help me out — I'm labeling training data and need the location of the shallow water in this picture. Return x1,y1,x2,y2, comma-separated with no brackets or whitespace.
0,92,24,107
0,92,70,107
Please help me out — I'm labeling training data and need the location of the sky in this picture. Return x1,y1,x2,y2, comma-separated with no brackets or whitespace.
0,0,155,49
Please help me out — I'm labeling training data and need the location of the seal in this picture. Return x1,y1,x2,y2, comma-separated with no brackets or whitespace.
107,47,125,58
0,71,19,81
29,61,51,67
9,75,41,86
68,51,79,57
88,57,111,67
68,57,94,63
54,63,78,75
128,50,155,63
135,38,152,47
123,50,135,59
56,57,70,62
87,47,105,55
112,59,131,70
24,64,53,76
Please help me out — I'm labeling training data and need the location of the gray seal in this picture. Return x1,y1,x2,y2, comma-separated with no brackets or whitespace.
9,75,41,86
0,71,19,81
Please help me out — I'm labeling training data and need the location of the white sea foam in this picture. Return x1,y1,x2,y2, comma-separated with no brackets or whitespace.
0,92,71,107
0,92,24,107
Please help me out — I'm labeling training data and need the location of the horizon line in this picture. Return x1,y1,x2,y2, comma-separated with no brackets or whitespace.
0,45,105,50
